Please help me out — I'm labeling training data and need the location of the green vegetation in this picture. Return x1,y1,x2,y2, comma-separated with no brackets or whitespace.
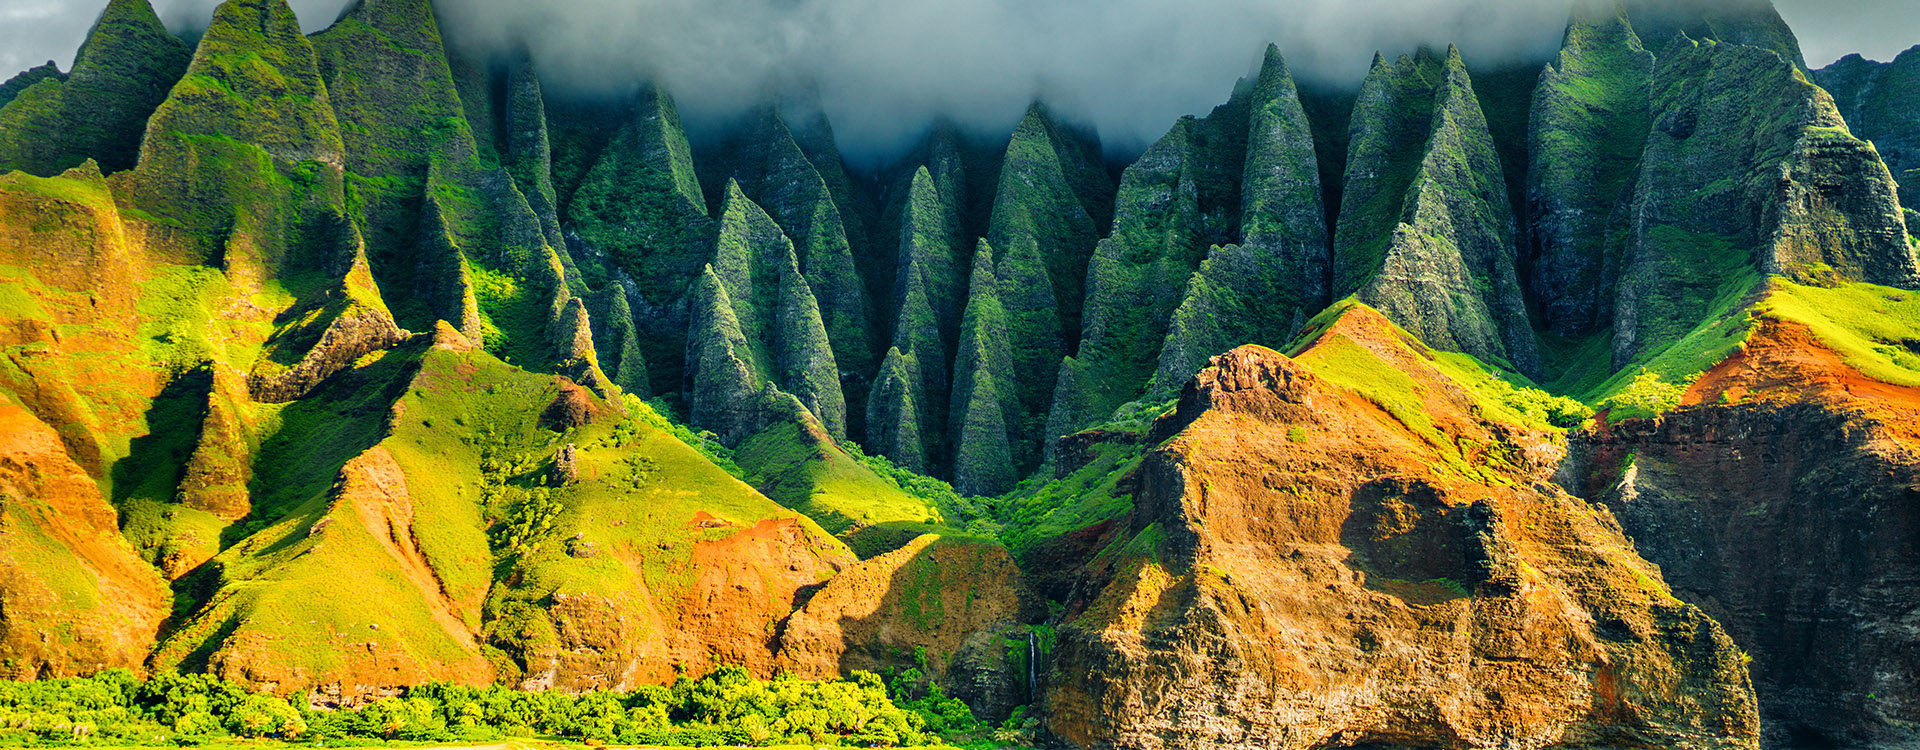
1053,47,1328,440
1761,280,1920,386
0,667,980,748
1603,370,1695,421
948,244,1020,495
980,106,1106,463
685,184,847,441
722,110,876,395
1430,352,1593,429
1331,47,1538,374
734,420,944,536
0,0,192,176
1526,5,1653,337
998,438,1144,558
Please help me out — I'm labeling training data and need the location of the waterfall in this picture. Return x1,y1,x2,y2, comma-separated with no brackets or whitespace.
1027,630,1038,701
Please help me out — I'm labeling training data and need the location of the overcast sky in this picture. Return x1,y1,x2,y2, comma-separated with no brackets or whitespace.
0,0,1915,160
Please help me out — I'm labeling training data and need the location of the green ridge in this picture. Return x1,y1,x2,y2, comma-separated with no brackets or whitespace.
686,184,846,442
567,85,714,396
0,0,192,176
1333,46,1540,375
983,105,1110,430
1527,3,1654,338
1816,46,1920,210
722,110,877,414
1054,45,1330,442
0,62,64,111
865,347,928,474
948,243,1019,495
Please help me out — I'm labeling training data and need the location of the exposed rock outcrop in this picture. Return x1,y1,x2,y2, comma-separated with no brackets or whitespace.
777,534,1036,703
1047,310,1759,749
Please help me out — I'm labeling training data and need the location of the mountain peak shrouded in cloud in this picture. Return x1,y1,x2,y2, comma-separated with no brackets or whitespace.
1,0,1914,162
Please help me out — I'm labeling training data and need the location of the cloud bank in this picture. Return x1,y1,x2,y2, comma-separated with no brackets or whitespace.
2,0,1915,162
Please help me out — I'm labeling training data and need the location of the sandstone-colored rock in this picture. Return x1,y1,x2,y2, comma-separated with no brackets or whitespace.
1047,309,1758,749
777,535,1037,707
0,392,169,679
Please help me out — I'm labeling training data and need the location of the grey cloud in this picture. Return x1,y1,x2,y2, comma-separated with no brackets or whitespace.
433,0,1577,160
3,0,1917,163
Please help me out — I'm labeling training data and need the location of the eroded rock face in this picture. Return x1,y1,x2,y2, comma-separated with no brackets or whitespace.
777,534,1035,693
1816,46,1920,208
1614,36,1919,366
1567,322,1920,747
0,393,169,679
1047,323,1759,750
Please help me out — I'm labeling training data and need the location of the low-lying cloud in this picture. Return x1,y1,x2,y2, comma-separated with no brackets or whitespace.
430,0,1574,160
3,0,1915,163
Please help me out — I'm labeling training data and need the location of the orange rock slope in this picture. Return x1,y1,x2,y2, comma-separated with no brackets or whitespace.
1047,307,1760,749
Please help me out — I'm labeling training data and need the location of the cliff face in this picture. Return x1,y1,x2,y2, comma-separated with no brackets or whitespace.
1050,46,1328,445
1335,47,1540,376
1048,309,1758,750
1526,5,1653,338
1815,47,1920,213
1613,36,1917,367
1566,315,1920,747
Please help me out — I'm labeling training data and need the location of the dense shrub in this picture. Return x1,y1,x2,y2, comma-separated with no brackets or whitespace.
0,665,982,747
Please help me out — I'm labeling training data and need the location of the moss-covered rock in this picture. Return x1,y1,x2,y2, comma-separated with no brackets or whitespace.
866,346,928,474
986,105,1110,356
1052,46,1328,442
719,110,877,416
949,243,1019,495
1527,4,1654,337
1625,0,1807,70
0,0,191,176
685,184,846,443
1334,46,1540,375
567,84,713,396
592,281,651,398
0,62,64,111
311,0,472,325
1613,36,1919,367
1815,46,1920,211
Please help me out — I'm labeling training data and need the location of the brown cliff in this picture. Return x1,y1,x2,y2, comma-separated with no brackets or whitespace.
1047,307,1759,749
1568,319,1920,746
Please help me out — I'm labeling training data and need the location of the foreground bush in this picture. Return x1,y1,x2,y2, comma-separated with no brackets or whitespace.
0,665,977,747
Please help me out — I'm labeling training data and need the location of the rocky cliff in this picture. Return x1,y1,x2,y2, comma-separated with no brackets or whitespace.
1048,311,1758,749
